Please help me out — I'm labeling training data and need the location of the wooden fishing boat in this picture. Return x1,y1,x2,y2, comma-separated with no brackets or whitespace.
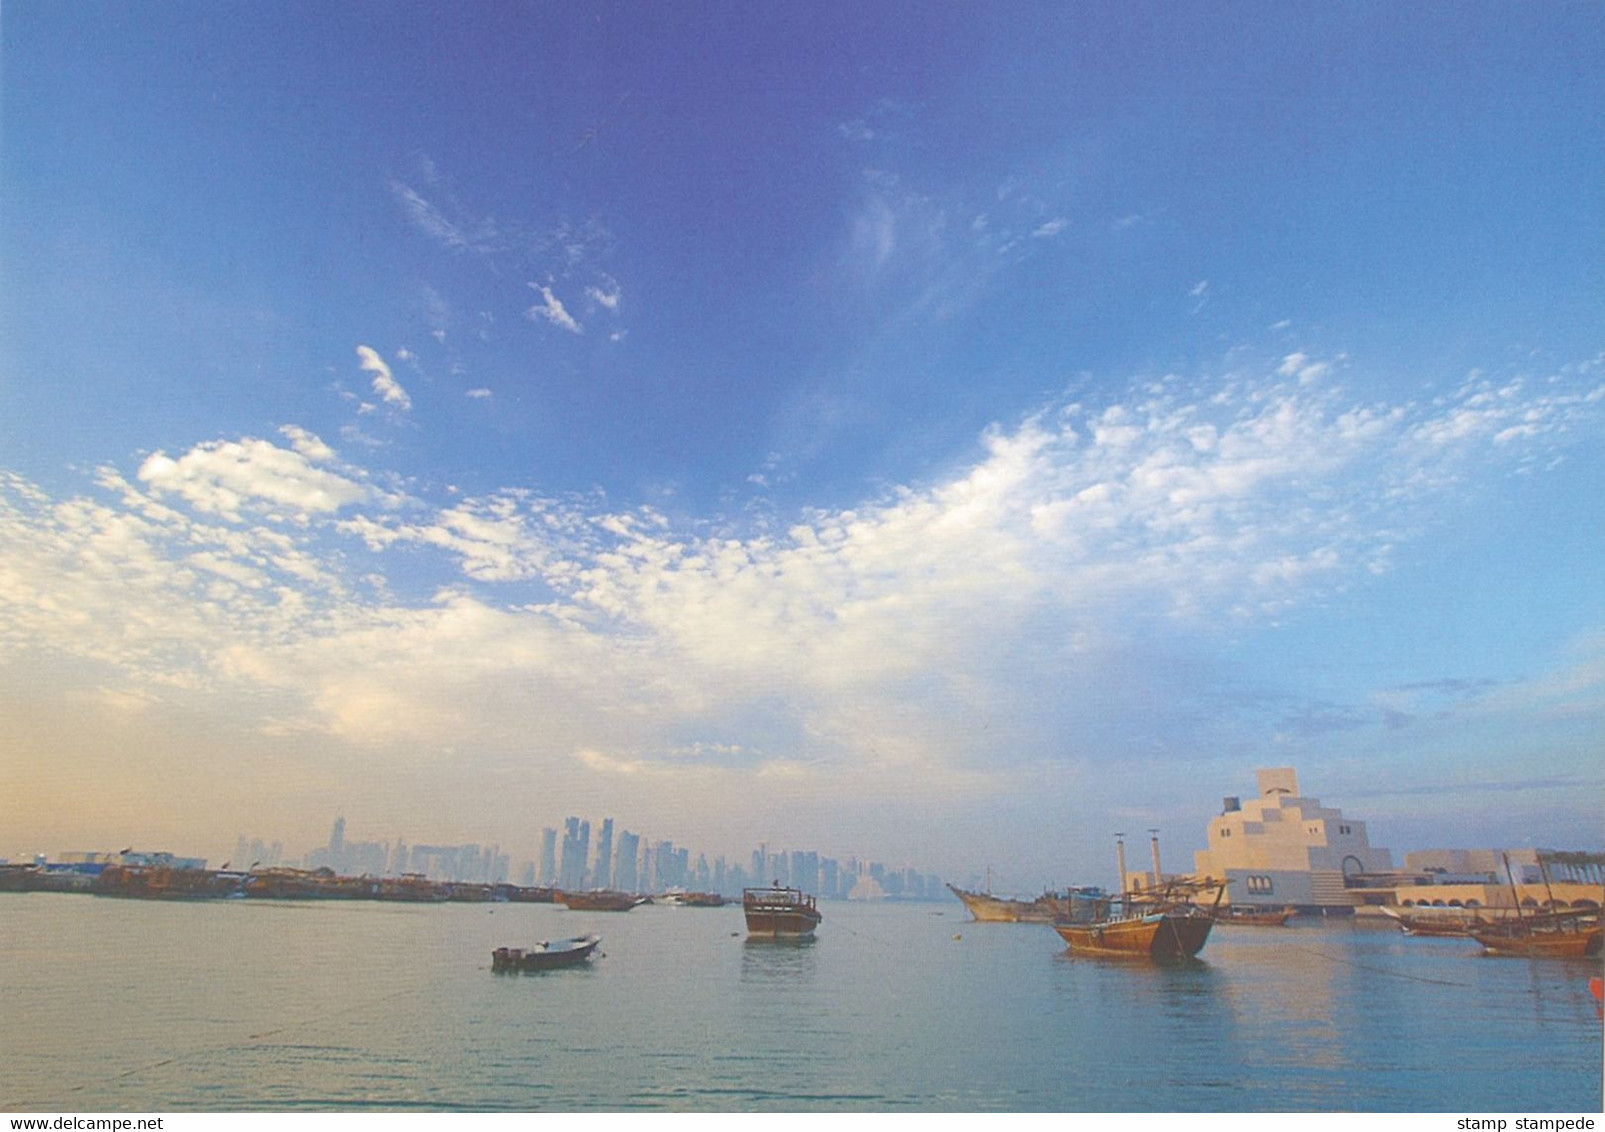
243,866,374,900
1469,852,1604,958
1055,837,1219,959
743,883,822,939
1377,906,1518,937
1212,905,1295,927
947,882,1105,924
1380,906,1476,936
94,864,247,899
1055,903,1215,959
1469,912,1601,958
557,889,645,912
491,934,601,972
375,873,449,902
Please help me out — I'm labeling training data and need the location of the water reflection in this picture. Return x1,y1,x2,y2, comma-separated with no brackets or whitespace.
739,935,819,985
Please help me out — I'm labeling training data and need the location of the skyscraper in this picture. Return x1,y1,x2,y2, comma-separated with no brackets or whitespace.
614,829,640,893
559,817,590,890
593,818,614,890
538,828,557,886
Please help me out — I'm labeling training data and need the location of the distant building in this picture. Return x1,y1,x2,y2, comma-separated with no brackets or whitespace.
538,828,557,886
614,829,640,893
1191,767,1393,912
593,818,614,891
559,818,590,890
1356,847,1602,912
59,849,208,870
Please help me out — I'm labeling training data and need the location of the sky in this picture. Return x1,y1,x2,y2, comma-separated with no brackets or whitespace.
2,2,1601,890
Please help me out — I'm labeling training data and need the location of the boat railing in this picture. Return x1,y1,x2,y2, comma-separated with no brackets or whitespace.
742,885,816,910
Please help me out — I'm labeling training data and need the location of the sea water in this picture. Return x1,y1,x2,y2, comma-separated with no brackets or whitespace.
1,894,1599,1112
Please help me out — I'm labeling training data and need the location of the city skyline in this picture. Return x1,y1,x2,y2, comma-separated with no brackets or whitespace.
225,812,950,901
3,5,1602,891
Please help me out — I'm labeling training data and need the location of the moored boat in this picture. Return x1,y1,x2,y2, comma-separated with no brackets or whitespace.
659,890,730,907
558,889,645,912
743,883,822,939
1055,836,1219,960
491,934,601,972
375,873,449,902
1469,911,1601,958
243,866,375,900
1212,905,1295,927
1468,853,1603,958
95,864,246,899
1055,903,1215,959
1379,906,1499,937
947,882,1105,924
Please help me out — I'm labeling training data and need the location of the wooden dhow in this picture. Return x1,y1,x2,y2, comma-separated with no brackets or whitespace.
1469,911,1601,958
1055,901,1216,959
1211,905,1295,927
1469,853,1602,958
947,882,1105,924
557,889,645,912
743,883,822,939
1055,836,1220,960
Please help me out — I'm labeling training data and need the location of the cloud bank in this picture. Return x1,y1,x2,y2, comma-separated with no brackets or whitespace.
2,354,1600,859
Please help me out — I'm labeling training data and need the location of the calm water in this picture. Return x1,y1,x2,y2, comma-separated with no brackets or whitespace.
1,894,1599,1112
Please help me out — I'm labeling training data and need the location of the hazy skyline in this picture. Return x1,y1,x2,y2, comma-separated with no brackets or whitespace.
3,4,1601,891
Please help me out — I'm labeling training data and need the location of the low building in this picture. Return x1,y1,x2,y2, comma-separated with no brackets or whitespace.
1351,848,1602,912
1190,767,1394,913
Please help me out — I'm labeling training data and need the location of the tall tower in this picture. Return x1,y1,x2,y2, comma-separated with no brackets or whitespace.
615,830,640,893
329,816,346,872
538,828,557,886
559,817,590,889
594,818,614,890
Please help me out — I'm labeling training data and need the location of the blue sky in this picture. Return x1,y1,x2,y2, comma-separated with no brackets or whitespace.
2,3,1601,887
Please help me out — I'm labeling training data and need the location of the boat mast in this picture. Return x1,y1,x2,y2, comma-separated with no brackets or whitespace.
1537,852,1557,911
1502,852,1527,928
1114,833,1128,899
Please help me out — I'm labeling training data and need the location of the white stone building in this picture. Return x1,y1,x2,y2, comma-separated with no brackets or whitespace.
1191,767,1394,911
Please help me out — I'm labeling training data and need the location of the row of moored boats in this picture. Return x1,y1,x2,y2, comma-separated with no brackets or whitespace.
491,883,822,974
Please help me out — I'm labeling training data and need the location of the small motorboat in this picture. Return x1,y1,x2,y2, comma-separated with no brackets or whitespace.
491,934,602,972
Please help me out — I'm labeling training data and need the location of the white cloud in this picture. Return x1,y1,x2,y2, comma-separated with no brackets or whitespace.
136,436,374,523
1032,218,1068,238
338,493,561,582
356,345,412,410
279,425,335,462
527,285,581,333
2,353,1600,824
389,180,498,255
1277,351,1332,384
586,285,620,311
